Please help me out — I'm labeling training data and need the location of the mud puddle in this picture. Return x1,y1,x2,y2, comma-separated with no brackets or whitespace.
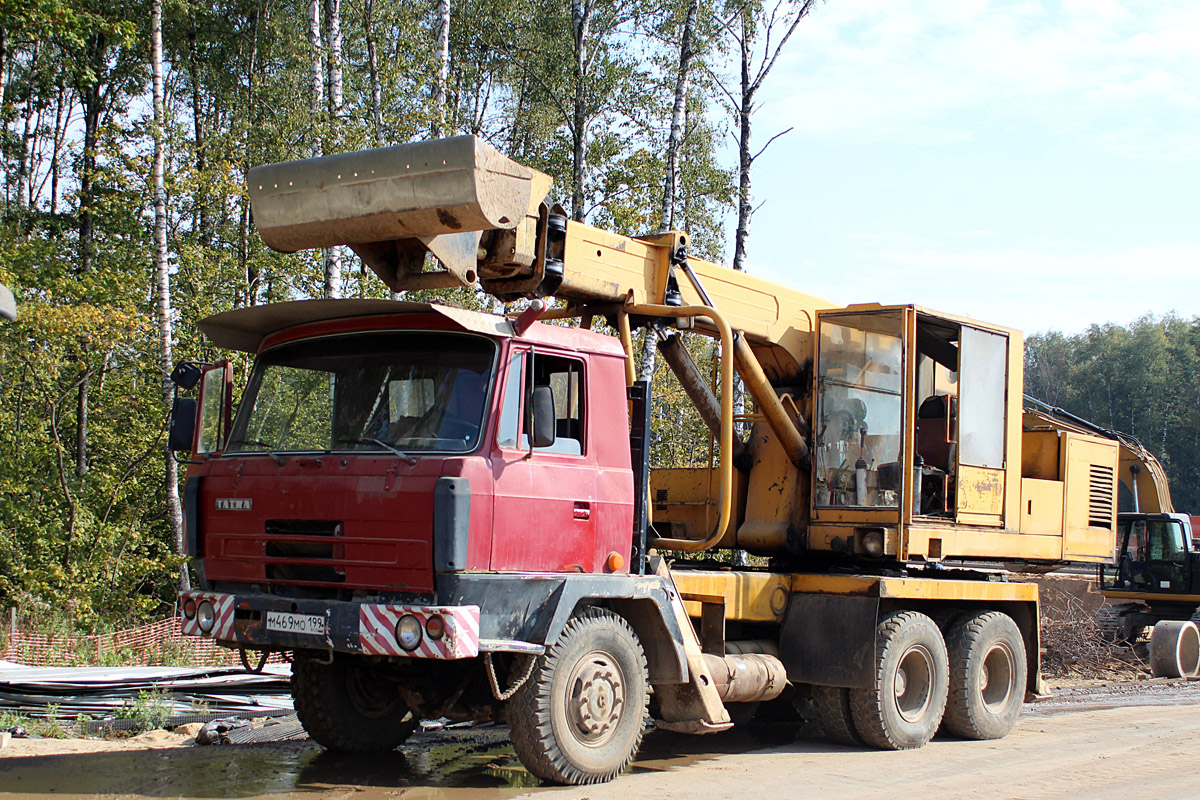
0,726,535,799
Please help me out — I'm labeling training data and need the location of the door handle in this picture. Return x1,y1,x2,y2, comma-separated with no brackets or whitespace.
573,501,591,521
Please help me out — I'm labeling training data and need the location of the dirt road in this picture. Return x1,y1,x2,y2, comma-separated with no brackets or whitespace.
2,684,1199,799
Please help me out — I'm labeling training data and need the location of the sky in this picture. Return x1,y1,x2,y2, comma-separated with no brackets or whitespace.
737,0,1200,336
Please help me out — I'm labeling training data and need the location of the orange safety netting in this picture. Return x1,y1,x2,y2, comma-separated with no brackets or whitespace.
0,617,283,668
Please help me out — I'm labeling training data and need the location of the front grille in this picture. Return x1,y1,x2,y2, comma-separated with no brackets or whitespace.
263,519,346,586
1088,465,1115,529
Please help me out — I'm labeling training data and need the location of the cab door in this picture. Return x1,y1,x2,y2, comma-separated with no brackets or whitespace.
489,346,598,572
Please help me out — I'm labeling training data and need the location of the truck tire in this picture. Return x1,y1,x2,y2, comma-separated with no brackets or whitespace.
810,685,863,746
849,611,948,750
292,653,417,752
942,611,1026,740
508,608,649,785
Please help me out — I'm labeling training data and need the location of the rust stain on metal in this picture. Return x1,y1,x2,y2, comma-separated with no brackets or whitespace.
436,209,463,230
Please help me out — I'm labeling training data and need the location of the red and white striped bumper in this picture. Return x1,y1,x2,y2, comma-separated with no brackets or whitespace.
359,604,481,659
178,591,236,640
178,590,481,661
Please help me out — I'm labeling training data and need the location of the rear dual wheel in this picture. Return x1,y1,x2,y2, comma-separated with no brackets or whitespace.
850,611,949,750
942,611,1026,740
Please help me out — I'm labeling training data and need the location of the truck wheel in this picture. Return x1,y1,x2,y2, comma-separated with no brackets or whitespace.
292,653,417,751
849,611,948,750
508,608,649,785
942,611,1026,740
810,685,863,746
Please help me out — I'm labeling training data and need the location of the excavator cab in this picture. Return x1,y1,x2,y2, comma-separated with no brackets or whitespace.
1101,513,1198,594
810,305,1017,559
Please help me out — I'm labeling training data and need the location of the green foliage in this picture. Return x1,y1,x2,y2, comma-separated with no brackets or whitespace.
0,0,741,628
113,689,174,733
1025,314,1200,512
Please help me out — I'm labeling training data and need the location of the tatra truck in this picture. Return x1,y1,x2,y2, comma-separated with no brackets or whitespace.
172,136,1122,784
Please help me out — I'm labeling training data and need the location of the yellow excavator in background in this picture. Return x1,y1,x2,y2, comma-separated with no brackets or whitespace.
1024,397,1200,653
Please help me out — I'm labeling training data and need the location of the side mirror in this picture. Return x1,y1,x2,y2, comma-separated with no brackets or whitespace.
170,397,197,452
530,385,557,448
170,361,203,390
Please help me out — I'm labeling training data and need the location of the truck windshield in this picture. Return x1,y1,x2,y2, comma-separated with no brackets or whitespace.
228,331,495,455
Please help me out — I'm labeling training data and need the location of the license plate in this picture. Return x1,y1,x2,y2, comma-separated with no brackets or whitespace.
265,611,327,636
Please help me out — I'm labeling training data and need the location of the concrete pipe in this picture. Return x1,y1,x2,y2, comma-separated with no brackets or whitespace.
1149,620,1200,679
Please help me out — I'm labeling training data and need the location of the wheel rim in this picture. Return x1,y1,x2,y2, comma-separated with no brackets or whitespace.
345,665,403,720
566,650,626,748
893,644,935,723
980,642,1016,713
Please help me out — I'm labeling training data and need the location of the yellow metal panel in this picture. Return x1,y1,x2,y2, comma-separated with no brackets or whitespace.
1022,429,1061,481
671,570,792,622
650,467,747,549
1062,433,1119,561
905,524,1066,562
738,421,806,555
876,577,1038,602
788,573,1038,602
1020,478,1064,537
957,465,1005,519
556,220,832,381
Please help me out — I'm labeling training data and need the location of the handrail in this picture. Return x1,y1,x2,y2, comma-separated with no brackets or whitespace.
623,303,734,552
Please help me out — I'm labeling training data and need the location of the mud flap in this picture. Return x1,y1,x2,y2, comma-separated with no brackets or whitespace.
650,560,733,733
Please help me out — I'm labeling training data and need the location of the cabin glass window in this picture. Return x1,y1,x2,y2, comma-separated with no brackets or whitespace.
228,332,496,455
958,326,1007,468
815,313,904,507
520,354,585,455
497,351,524,449
196,368,227,454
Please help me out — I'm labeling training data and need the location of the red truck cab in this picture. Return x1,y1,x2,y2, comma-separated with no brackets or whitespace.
177,299,642,656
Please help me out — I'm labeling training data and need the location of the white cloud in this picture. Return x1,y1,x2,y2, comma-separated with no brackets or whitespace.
759,0,1200,158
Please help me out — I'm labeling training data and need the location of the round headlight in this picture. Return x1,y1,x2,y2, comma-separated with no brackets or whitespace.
196,600,216,633
182,598,197,620
425,614,446,641
395,614,422,650
862,530,885,558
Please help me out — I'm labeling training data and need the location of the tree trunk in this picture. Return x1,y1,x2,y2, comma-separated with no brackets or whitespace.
326,0,344,121
364,0,384,146
659,0,698,232
433,0,450,136
16,42,41,211
324,0,344,298
308,0,324,158
76,369,89,477
151,0,189,591
50,82,66,214
570,0,592,222
732,12,753,274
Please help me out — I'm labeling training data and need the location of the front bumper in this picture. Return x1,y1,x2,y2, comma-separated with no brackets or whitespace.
178,590,481,659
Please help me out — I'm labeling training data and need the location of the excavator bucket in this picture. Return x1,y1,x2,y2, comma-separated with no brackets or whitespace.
248,136,551,290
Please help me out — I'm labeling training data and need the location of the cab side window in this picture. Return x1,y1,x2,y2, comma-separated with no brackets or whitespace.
538,355,584,451
498,350,585,455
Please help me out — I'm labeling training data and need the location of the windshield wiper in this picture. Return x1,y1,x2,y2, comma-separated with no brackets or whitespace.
226,439,288,465
336,437,418,465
